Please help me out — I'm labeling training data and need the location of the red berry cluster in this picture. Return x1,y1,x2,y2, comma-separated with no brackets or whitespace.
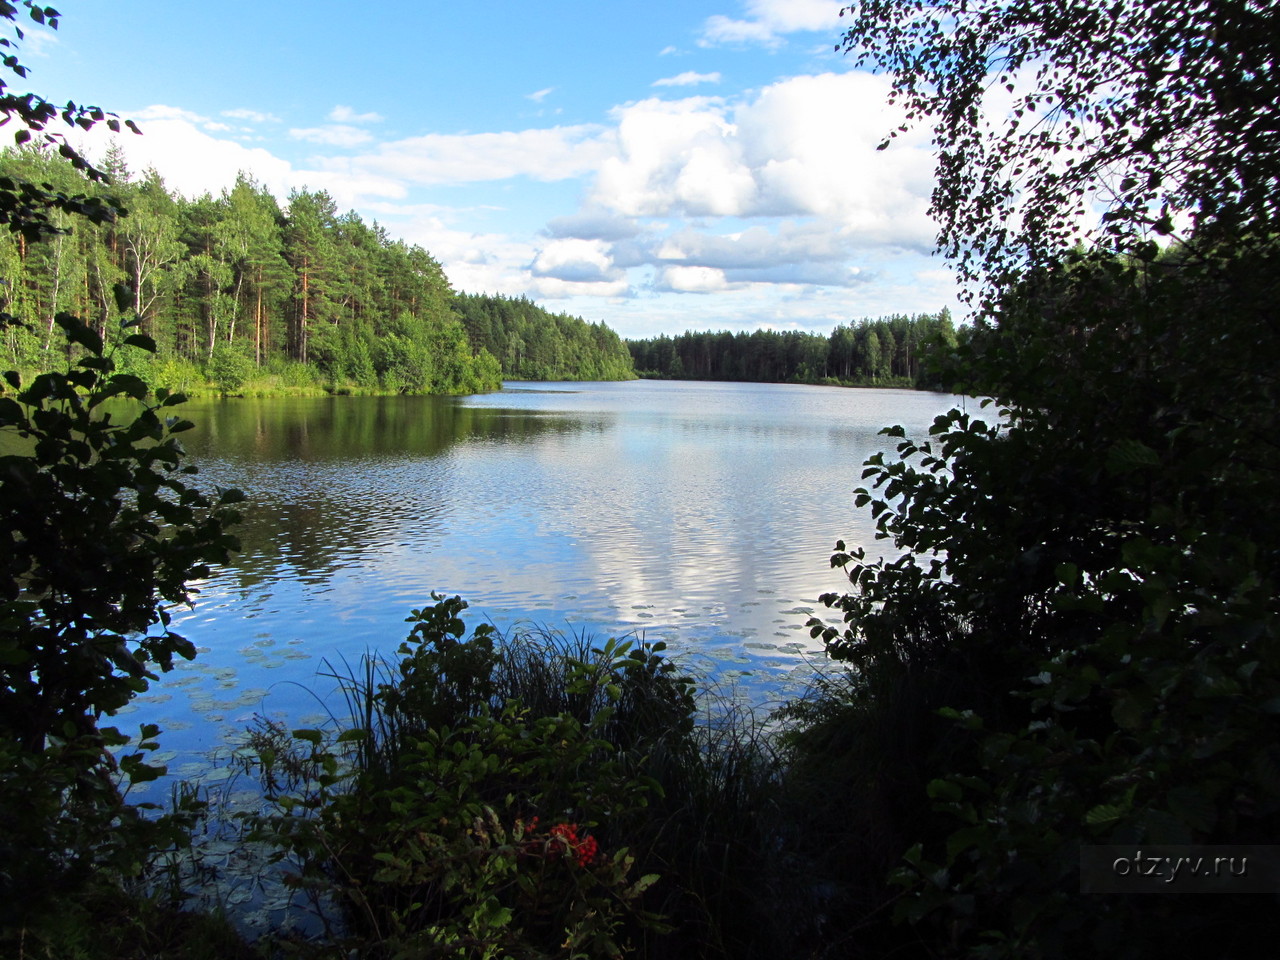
549,821,599,867
517,816,599,867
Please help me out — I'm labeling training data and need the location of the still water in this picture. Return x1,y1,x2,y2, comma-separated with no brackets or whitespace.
123,380,970,786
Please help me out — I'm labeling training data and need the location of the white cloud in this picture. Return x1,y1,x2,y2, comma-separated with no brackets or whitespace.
20,28,59,57
656,265,733,293
593,96,755,217
701,17,778,48
526,87,555,103
222,108,280,123
78,107,295,199
700,0,843,48
530,276,631,300
291,166,410,205
658,45,679,56
131,105,238,135
587,73,934,252
530,238,624,283
656,222,854,270
328,105,383,124
289,124,375,147
545,209,640,242
330,125,614,186
653,71,722,87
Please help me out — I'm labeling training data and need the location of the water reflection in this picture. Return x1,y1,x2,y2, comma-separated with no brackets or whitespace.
137,382,970,785
183,395,593,592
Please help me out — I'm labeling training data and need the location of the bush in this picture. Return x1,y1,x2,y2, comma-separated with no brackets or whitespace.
239,596,677,958
207,341,256,395
0,312,242,928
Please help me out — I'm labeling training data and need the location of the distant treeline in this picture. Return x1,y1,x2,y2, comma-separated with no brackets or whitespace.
0,147,628,394
453,293,636,381
627,311,959,389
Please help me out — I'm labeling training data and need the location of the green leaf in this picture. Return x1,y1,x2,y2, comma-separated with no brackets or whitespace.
1085,803,1125,826
122,333,157,353
112,283,133,314
101,373,148,400
120,754,165,783
0,396,23,425
1106,438,1159,475
55,314,103,355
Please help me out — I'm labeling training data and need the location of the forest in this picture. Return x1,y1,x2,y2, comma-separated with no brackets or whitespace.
452,292,635,382
626,311,957,388
0,147,636,395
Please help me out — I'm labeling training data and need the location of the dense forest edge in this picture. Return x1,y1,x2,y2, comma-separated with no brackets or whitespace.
0,146,639,396
626,311,958,389
4,0,1280,959
452,292,635,383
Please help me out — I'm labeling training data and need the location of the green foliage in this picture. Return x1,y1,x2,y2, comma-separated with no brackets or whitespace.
802,243,1280,957
0,3,136,241
626,311,957,388
0,311,242,923
207,340,255,394
239,596,682,958
0,155,595,395
839,0,1280,311
454,292,636,382
801,3,1280,957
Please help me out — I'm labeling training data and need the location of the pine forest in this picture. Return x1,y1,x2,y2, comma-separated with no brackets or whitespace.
0,146,637,396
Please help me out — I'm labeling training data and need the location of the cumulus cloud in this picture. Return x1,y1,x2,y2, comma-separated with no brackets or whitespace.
526,87,555,103
329,105,384,124
377,214,632,301
531,71,940,299
700,0,844,48
587,73,935,251
653,71,722,87
593,96,757,217
655,265,733,293
588,221,869,289
530,238,625,283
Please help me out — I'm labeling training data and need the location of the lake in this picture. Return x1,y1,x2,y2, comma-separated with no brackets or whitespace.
121,379,972,787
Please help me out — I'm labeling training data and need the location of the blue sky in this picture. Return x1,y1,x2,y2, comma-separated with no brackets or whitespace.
18,0,961,339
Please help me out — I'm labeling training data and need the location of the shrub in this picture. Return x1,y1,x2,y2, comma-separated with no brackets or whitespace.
0,311,242,928
207,341,256,395
239,596,676,958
